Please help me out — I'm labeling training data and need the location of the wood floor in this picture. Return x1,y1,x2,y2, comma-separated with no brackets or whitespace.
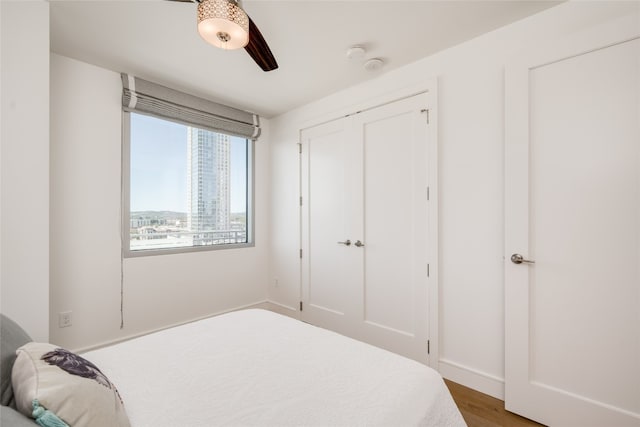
445,380,546,427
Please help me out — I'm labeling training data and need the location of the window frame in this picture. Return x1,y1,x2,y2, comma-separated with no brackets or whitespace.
122,111,255,258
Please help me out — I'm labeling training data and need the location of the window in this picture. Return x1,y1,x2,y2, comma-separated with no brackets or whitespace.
124,112,253,256
120,73,260,256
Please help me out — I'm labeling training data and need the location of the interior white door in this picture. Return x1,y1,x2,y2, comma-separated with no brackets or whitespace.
352,95,430,362
300,119,360,338
505,32,640,426
301,93,432,363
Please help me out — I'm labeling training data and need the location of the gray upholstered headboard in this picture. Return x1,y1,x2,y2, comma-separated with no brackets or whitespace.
1,314,38,426
1,314,32,409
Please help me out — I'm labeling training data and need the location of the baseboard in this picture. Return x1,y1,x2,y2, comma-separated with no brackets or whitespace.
264,300,300,319
439,358,505,400
75,300,269,354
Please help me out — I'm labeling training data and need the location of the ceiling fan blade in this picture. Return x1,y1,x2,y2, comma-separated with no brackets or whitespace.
245,17,278,72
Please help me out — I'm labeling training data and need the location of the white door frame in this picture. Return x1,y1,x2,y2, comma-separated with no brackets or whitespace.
298,82,440,370
504,14,639,425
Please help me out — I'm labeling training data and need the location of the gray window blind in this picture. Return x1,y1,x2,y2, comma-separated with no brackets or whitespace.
121,73,260,140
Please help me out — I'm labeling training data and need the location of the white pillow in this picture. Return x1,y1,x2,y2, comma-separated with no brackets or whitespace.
11,342,130,427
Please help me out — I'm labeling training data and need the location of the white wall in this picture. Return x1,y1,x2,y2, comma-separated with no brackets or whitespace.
3,0,635,401
50,54,270,351
267,1,639,399
0,1,50,342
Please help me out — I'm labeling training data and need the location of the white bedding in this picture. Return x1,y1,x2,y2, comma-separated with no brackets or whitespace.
83,309,465,427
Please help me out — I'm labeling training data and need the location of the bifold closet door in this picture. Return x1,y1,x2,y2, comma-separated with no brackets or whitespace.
301,93,431,363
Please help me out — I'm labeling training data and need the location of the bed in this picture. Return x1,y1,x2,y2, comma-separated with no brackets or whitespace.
2,309,466,426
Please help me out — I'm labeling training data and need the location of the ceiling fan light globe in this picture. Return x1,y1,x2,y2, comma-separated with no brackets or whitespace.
197,0,249,50
198,18,249,49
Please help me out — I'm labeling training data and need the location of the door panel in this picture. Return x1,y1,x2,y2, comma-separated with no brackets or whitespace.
505,35,640,426
363,112,416,333
529,39,639,413
356,98,430,362
307,135,347,314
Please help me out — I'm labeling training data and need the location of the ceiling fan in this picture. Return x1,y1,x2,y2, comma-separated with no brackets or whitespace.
168,0,278,72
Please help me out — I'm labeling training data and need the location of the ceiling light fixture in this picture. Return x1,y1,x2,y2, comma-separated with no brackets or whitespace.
197,0,249,50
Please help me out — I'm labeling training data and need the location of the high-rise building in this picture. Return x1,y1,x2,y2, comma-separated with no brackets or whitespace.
187,128,231,233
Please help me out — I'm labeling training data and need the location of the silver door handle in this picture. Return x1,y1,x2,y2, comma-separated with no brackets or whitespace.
511,253,535,264
354,240,365,247
337,240,351,246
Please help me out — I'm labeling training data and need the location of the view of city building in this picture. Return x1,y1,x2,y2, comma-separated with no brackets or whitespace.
188,128,230,230
129,115,248,251
187,128,236,246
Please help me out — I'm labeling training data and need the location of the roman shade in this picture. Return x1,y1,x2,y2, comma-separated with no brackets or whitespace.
121,73,260,140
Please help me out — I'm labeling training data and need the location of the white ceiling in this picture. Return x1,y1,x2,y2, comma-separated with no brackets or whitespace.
50,0,561,118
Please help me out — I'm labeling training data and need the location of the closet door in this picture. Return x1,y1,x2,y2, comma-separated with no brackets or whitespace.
300,119,360,338
301,93,432,363
352,94,430,362
505,29,640,426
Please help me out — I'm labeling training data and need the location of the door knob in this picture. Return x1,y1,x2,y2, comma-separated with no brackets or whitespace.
337,240,351,246
354,240,365,247
511,253,535,264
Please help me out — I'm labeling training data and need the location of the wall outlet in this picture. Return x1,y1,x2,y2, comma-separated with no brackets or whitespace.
58,311,72,328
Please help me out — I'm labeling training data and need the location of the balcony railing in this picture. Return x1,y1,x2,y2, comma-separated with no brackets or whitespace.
130,229,247,250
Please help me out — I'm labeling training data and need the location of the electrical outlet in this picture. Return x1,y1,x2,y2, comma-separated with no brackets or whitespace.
58,311,72,328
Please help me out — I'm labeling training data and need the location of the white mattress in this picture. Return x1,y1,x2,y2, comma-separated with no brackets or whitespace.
83,309,465,427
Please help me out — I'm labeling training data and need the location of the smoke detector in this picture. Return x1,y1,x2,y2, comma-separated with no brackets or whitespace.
346,46,366,60
364,58,384,72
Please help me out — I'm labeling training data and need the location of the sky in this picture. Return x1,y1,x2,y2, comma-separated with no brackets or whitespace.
130,113,248,213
